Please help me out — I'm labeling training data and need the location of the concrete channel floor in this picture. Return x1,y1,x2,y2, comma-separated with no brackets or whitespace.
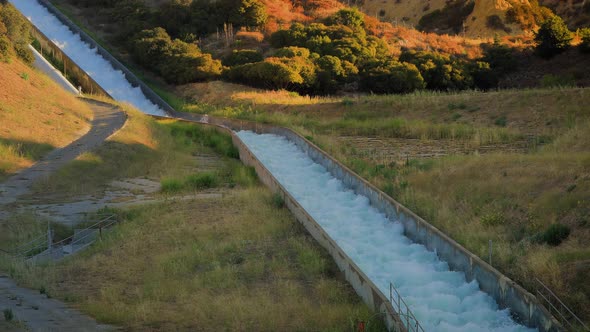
0,274,116,332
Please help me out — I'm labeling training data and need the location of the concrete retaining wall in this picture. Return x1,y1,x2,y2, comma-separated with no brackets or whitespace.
38,0,177,116
29,25,110,97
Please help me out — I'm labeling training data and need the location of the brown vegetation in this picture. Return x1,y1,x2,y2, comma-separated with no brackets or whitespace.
0,58,93,180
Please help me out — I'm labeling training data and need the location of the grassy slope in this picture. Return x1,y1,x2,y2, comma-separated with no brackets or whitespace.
13,190,381,331
3,108,384,330
0,58,94,180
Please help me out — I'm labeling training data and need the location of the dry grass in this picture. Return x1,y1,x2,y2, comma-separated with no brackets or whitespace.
0,58,93,180
1,103,385,330
29,105,195,197
309,120,590,325
7,187,383,331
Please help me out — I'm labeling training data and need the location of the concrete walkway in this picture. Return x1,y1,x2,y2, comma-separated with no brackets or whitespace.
0,100,126,207
0,274,115,332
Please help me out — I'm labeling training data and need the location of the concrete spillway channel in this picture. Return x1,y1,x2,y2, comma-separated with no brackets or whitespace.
11,0,562,331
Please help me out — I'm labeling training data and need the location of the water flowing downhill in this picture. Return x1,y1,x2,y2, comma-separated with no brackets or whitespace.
11,0,166,116
236,132,535,332
12,0,538,331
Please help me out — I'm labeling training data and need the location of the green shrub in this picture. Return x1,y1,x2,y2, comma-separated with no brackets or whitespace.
3,308,13,321
230,165,258,187
541,224,571,246
579,27,590,54
185,172,218,190
271,193,285,208
480,211,505,227
161,178,183,192
0,35,10,62
494,115,507,127
541,74,575,88
223,49,263,66
359,59,425,94
534,16,573,58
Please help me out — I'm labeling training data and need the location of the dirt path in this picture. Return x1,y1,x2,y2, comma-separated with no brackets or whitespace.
0,100,126,207
0,274,115,332
0,100,125,331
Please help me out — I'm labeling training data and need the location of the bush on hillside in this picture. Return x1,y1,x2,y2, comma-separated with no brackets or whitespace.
400,50,473,91
468,61,498,90
225,60,304,89
132,27,222,84
315,55,357,93
534,16,573,58
223,49,263,66
0,2,33,63
325,8,364,29
359,60,425,94
541,224,570,246
506,1,553,30
481,41,518,75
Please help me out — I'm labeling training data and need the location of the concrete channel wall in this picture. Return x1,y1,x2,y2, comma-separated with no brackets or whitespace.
32,2,561,330
29,25,110,97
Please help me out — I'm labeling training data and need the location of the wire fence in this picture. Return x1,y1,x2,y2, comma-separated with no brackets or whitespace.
389,282,424,332
1,214,118,262
536,278,589,331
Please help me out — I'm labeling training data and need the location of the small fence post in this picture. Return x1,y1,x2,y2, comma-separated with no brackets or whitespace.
488,240,492,266
47,221,52,254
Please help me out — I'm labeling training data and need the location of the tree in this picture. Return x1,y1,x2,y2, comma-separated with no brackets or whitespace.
236,0,267,28
327,8,364,29
467,61,498,90
400,50,472,91
534,16,573,58
226,60,304,89
359,60,425,94
223,49,263,66
481,40,518,75
0,2,33,63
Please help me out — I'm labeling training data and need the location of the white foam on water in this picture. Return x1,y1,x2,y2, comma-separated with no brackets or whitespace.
236,131,537,332
10,0,166,116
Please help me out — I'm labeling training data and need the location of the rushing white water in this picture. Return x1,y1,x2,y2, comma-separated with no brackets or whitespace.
11,0,166,116
237,131,536,332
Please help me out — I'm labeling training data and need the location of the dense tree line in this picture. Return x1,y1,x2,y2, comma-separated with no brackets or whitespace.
65,0,589,95
0,1,33,63
132,28,222,84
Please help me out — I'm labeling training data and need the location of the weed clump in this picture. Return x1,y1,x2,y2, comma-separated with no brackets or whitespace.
161,172,220,192
185,172,218,190
161,178,184,193
271,193,285,208
541,224,571,246
3,308,13,321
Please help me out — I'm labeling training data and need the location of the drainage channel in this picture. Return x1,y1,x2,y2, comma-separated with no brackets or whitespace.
236,131,535,332
11,0,166,116
11,0,544,331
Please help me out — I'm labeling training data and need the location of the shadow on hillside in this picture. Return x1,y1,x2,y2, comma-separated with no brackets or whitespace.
0,138,55,161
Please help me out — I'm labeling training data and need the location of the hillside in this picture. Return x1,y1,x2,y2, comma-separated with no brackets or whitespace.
357,0,556,37
540,0,590,29
0,57,93,181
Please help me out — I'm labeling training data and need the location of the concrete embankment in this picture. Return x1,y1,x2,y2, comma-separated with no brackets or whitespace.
20,1,562,330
